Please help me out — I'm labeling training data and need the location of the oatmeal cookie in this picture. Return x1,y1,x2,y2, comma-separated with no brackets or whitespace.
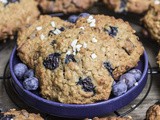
142,4,160,44
17,15,73,68
102,0,153,14
0,0,39,41
37,0,97,14
76,15,144,79
85,116,132,120
146,104,160,120
0,109,43,120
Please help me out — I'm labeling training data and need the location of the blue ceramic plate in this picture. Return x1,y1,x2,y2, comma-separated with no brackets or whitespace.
9,46,148,119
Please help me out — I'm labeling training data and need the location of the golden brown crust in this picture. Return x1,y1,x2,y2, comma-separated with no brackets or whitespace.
146,104,160,120
3,109,43,120
38,0,97,14
0,0,39,41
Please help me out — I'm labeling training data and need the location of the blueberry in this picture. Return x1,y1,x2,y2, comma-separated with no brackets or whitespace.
23,77,39,90
77,77,96,94
119,0,127,13
50,40,57,46
23,69,34,79
128,69,142,81
65,54,76,64
103,62,114,75
14,63,28,80
43,53,61,70
1,114,15,120
68,15,78,23
120,73,136,89
112,80,127,96
59,27,65,31
104,26,118,37
78,13,90,18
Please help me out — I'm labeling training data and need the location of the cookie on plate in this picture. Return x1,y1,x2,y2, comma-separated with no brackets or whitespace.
37,0,97,14
85,116,132,120
0,0,39,41
102,0,153,14
142,4,160,44
76,15,144,79
17,15,73,68
146,104,160,120
0,109,43,120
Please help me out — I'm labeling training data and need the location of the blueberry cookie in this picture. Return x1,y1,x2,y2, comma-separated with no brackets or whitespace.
146,104,160,120
102,0,153,14
0,109,43,120
76,15,144,79
0,0,39,41
85,116,132,120
37,0,97,14
17,15,73,68
142,4,160,44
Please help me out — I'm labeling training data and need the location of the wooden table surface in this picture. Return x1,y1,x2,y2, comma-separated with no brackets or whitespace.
0,8,160,120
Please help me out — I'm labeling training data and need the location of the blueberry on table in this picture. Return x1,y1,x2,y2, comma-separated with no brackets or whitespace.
23,69,34,79
23,77,39,90
68,15,78,23
77,77,96,94
1,114,15,120
128,69,142,81
112,80,127,96
120,73,136,89
43,53,61,70
78,13,90,18
14,63,28,80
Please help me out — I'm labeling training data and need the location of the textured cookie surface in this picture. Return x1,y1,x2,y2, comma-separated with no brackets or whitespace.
103,0,153,14
1,109,43,120
0,0,39,41
85,116,132,120
17,15,73,68
37,0,97,13
146,104,160,120
143,4,160,44
17,15,144,104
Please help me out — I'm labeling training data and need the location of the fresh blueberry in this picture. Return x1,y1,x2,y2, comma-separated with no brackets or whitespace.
43,53,61,70
128,69,142,81
77,77,96,94
65,54,76,64
78,13,90,18
14,63,28,80
112,80,127,96
120,73,136,89
68,15,78,23
23,77,39,90
119,0,128,13
23,69,34,79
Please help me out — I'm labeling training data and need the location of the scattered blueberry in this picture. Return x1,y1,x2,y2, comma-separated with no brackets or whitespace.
77,77,96,94
78,13,90,18
103,62,114,75
14,63,28,80
23,77,39,90
43,53,61,70
128,69,142,81
120,73,136,89
104,26,118,37
65,54,76,64
119,0,127,13
1,114,15,120
23,69,34,79
68,15,78,23
112,80,127,96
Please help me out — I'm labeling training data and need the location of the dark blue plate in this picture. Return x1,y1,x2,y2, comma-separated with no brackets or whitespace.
9,46,148,119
